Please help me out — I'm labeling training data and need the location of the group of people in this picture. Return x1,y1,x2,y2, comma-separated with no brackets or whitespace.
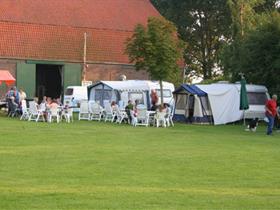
5,86,67,120
123,99,172,125
5,86,26,116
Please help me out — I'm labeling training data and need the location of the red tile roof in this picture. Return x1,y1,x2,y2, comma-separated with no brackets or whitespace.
0,0,160,63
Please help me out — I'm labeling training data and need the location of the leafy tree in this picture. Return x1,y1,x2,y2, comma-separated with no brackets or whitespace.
221,0,279,80
125,17,182,106
151,0,232,80
237,12,280,97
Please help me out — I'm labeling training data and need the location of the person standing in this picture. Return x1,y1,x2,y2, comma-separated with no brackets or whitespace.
150,89,159,110
265,94,279,135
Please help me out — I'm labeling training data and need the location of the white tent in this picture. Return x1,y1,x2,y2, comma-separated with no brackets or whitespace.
174,83,268,125
88,80,175,108
197,84,243,125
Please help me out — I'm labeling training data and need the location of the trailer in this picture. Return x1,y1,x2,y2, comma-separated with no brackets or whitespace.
88,80,175,109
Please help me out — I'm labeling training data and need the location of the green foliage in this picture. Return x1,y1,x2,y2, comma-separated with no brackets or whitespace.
125,17,183,103
222,11,280,96
1,118,280,209
126,17,182,81
227,0,278,39
152,0,232,80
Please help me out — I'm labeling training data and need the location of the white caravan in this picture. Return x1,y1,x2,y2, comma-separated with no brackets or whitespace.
88,80,175,109
63,86,88,109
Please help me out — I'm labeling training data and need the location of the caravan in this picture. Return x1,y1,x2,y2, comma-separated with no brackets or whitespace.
63,86,88,110
88,80,175,109
174,83,269,125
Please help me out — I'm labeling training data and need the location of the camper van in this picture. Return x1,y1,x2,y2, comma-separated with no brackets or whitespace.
174,83,269,125
88,80,175,109
64,86,88,109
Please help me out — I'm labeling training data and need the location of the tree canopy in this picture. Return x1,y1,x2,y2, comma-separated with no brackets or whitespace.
125,17,183,105
233,12,280,96
152,0,231,80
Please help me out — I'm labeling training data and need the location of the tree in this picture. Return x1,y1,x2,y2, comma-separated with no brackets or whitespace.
221,0,279,80
237,12,280,97
151,0,232,80
125,17,182,106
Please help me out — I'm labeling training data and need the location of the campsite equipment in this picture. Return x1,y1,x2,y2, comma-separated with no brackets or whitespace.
173,84,213,124
239,76,249,125
88,80,175,109
0,70,15,85
64,86,88,111
174,83,269,125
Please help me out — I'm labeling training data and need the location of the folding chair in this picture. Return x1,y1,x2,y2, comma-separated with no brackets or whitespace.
78,100,90,120
20,100,30,120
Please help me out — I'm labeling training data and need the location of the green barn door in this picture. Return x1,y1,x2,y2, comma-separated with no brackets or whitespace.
16,63,36,98
63,63,82,90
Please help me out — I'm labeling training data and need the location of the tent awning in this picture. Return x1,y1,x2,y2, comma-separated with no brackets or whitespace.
173,84,207,96
0,70,15,85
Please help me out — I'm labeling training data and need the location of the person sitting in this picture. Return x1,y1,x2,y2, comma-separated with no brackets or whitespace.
39,96,48,120
111,101,118,112
125,100,134,123
154,104,167,127
7,96,19,117
49,99,59,109
6,86,20,105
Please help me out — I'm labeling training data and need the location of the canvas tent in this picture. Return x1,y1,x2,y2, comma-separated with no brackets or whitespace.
174,83,269,125
196,84,243,125
173,84,213,124
88,80,175,108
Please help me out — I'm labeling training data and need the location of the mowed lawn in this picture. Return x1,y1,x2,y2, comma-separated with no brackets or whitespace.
0,116,279,210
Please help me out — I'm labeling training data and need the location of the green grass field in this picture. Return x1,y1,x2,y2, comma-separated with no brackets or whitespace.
0,116,279,210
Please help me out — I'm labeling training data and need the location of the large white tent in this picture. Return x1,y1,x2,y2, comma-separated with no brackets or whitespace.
197,84,243,125
174,83,269,125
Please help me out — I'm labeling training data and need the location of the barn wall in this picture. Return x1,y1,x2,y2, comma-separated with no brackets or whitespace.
85,63,149,82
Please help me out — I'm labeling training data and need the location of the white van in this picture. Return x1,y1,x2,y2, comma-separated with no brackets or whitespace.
64,86,88,110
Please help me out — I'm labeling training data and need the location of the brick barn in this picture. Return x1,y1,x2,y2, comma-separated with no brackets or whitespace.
0,0,159,99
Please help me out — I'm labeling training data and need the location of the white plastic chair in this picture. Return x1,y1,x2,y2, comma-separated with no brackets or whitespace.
104,102,116,122
78,100,90,120
89,102,103,121
28,101,45,122
154,111,167,128
134,107,149,127
115,106,128,124
61,107,73,123
20,100,30,120
165,107,174,127
48,107,60,123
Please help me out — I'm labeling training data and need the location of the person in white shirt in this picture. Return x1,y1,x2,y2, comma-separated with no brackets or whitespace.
19,88,26,103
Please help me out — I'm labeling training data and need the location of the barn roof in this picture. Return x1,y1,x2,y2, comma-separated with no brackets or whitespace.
0,0,160,63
